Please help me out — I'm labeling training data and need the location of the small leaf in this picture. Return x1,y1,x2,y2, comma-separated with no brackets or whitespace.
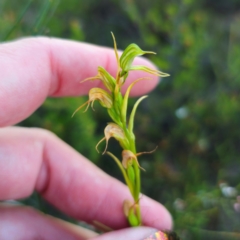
128,95,148,133
121,77,151,125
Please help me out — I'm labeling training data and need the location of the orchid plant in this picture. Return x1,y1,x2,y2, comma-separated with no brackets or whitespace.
73,33,169,227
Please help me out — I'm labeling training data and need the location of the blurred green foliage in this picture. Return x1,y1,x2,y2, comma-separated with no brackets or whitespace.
2,0,240,239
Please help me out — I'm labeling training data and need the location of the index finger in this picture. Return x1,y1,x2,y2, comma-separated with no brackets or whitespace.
0,37,159,127
0,126,172,231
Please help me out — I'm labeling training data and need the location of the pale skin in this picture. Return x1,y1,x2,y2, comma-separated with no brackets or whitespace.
0,37,172,240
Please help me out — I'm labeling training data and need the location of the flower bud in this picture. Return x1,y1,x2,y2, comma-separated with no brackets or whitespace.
128,208,139,226
123,200,141,227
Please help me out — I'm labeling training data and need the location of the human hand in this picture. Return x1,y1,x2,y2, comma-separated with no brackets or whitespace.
0,37,172,240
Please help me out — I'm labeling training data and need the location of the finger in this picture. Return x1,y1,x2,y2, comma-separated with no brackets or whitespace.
0,203,98,240
92,227,159,240
0,203,161,240
0,37,159,126
0,127,172,230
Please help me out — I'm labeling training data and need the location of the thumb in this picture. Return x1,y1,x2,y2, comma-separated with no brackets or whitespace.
92,227,161,240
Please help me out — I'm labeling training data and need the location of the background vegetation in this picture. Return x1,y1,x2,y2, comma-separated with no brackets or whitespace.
2,0,240,239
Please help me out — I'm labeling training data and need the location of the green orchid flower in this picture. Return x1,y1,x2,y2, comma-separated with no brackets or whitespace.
73,33,169,227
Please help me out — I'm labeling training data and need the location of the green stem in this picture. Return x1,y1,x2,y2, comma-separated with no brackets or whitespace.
129,132,136,153
133,159,141,201
106,151,134,197
133,159,141,226
123,128,136,153
133,161,141,201
136,203,142,226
